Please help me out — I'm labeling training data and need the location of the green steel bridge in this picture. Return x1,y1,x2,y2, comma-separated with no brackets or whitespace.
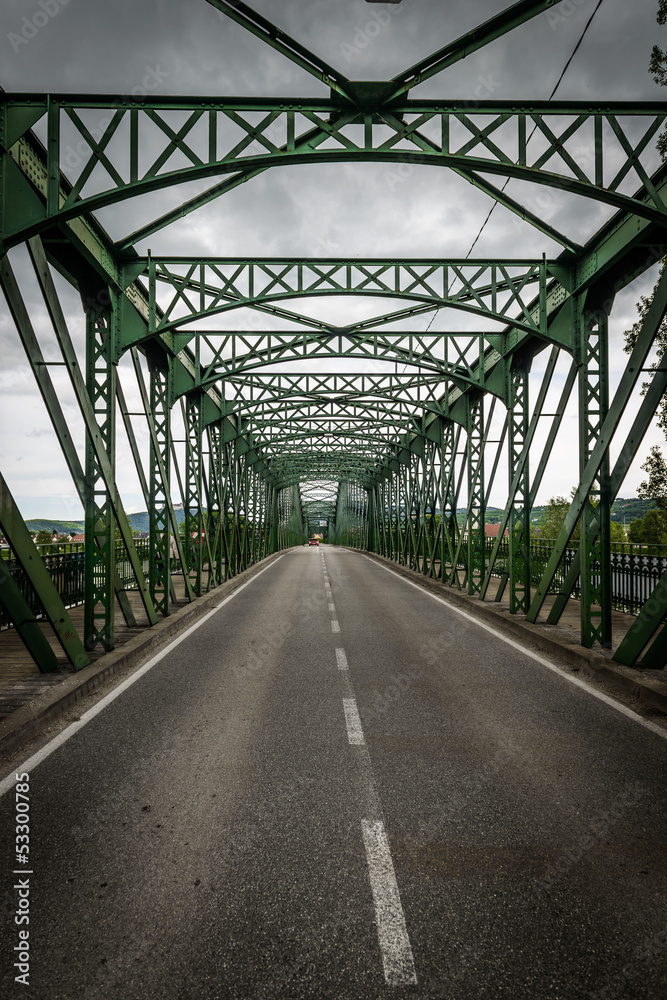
1,0,667,675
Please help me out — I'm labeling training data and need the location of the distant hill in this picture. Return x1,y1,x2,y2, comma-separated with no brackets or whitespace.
128,506,185,533
609,498,658,524
530,497,657,526
26,519,84,534
24,498,658,537
24,506,186,536
454,498,657,528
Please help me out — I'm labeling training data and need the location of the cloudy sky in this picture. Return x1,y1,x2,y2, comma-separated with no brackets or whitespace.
0,0,665,520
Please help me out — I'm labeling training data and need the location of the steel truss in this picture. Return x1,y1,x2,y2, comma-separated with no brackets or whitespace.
1,1,667,672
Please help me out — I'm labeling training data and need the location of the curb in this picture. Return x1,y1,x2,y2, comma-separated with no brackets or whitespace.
0,552,286,758
359,551,667,716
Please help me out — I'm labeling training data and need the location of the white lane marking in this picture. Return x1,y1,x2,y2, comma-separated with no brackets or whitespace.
331,620,341,633
343,698,365,745
328,602,336,613
0,556,286,799
361,555,667,743
362,819,418,986
335,648,349,671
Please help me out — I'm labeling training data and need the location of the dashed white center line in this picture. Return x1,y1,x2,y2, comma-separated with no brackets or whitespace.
361,820,418,986
328,602,336,613
343,698,365,745
334,640,418,987
331,620,341,633
335,648,348,671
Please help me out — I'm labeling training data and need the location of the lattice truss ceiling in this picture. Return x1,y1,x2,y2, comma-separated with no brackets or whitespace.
2,0,666,512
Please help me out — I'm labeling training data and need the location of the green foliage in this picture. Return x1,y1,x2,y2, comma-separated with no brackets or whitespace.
35,529,54,545
609,520,628,544
611,497,659,522
624,5,667,422
624,262,667,434
628,447,667,542
628,510,667,545
653,2,667,159
537,491,626,544
537,495,576,540
637,445,667,509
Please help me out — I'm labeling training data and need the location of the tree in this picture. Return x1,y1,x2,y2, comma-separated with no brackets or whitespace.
35,529,53,545
637,445,667,510
537,495,573,540
628,510,667,545
537,491,625,544
624,5,667,431
621,3,667,545
628,446,667,542
651,1,667,157
609,520,626,545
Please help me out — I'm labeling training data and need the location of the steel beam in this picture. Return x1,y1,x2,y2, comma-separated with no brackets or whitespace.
528,266,667,626
0,473,89,670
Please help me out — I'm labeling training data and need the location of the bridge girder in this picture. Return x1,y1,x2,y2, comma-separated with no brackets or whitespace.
1,0,667,671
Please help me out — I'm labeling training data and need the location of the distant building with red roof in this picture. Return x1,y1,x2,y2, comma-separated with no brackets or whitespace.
484,523,508,538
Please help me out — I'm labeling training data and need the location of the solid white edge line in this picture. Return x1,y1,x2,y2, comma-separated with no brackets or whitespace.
0,555,285,799
343,698,365,745
361,554,667,743
361,818,418,986
335,648,349,671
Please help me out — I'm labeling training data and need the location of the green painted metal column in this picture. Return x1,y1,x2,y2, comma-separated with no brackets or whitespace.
148,352,172,616
466,394,485,596
366,486,376,554
269,485,279,554
185,394,204,596
206,421,223,587
223,439,233,573
508,360,531,614
578,301,612,648
440,420,460,586
84,298,116,651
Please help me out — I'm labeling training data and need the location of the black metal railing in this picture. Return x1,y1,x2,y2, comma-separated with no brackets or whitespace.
1,541,150,630
479,537,667,616
3,536,667,630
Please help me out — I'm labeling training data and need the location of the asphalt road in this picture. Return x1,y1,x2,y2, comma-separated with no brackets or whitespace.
1,546,667,1000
